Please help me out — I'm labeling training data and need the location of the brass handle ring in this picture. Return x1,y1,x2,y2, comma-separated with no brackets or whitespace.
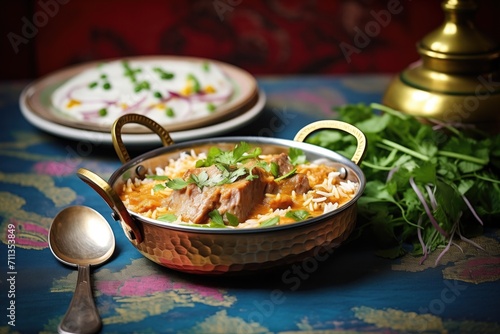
112,114,175,163
294,120,366,165
77,168,143,243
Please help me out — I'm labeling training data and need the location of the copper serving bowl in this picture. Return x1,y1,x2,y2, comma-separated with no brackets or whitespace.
77,114,367,275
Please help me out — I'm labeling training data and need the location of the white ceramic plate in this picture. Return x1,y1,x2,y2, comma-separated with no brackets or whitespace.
20,89,265,145
19,55,259,132
19,56,265,144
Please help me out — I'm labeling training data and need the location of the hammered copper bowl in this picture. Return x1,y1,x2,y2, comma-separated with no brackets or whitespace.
77,114,367,275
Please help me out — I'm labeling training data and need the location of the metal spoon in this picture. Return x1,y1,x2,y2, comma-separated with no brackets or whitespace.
49,206,115,334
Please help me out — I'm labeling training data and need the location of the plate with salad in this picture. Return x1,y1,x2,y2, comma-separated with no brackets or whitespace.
20,56,261,142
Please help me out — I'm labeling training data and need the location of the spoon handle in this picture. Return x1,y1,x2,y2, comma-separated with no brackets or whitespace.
58,264,102,334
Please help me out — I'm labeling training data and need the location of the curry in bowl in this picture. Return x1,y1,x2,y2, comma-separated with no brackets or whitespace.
119,142,360,229
77,114,366,274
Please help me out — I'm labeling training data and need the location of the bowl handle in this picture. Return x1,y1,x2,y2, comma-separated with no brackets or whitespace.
293,120,366,165
112,114,175,163
76,168,143,244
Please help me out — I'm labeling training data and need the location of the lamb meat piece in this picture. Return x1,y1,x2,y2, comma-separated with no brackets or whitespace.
266,173,311,196
264,172,310,210
281,173,311,195
268,153,310,194
166,182,221,224
270,152,294,175
183,164,222,179
166,165,271,224
165,165,223,224
217,167,269,222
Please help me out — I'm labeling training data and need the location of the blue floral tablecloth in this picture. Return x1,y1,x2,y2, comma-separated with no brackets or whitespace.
1,75,499,333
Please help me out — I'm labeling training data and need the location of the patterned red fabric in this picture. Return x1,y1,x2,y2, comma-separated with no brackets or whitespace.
2,0,499,78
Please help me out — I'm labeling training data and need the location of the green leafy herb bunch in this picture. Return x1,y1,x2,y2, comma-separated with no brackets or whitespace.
306,103,500,263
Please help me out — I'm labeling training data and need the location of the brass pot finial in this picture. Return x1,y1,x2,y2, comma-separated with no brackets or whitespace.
382,0,500,132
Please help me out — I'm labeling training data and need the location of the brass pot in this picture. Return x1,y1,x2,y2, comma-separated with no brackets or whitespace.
382,0,500,132
77,114,367,275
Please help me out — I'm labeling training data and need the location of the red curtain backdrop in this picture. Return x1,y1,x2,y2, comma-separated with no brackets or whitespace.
2,0,499,79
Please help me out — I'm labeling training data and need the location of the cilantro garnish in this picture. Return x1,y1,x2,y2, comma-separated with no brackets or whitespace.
289,147,307,165
306,102,500,263
122,61,151,92
159,143,309,191
146,175,171,181
187,73,201,93
208,209,240,228
153,67,174,80
208,210,225,228
152,184,166,192
197,142,262,167
225,212,240,227
165,177,191,190
285,210,311,222
166,107,175,117
157,213,177,222
275,168,297,182
260,216,280,227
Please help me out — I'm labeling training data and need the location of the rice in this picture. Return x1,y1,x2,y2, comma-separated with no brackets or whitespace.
119,149,359,228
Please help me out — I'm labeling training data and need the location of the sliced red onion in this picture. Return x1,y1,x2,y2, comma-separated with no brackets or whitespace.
409,177,448,237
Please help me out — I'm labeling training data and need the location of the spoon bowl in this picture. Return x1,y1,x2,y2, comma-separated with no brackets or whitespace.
49,205,115,334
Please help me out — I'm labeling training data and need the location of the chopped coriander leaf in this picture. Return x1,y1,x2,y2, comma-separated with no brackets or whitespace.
102,82,111,90
98,108,107,117
289,147,307,165
260,216,280,227
152,184,166,192
285,210,311,222
207,103,216,112
255,161,279,177
165,177,190,190
225,212,239,226
189,171,211,188
209,221,226,228
166,107,175,117
88,82,98,89
154,91,163,99
100,74,108,79
157,213,177,222
146,175,171,180
161,72,174,80
275,168,297,181
225,166,248,183
153,67,174,80
187,73,201,93
202,61,210,72
196,142,262,168
208,210,226,228
269,162,279,177
245,165,261,181
134,81,150,92
122,61,142,82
